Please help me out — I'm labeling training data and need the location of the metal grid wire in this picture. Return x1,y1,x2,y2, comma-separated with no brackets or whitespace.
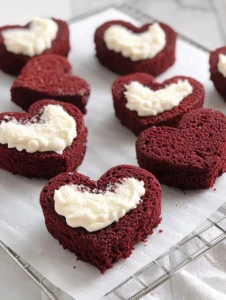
0,240,61,300
103,204,226,300
1,203,226,300
0,4,224,300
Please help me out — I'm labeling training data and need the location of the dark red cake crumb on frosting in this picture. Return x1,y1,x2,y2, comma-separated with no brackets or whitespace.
40,165,162,273
11,54,90,113
112,73,204,136
0,18,70,76
210,47,226,100
94,20,176,76
136,108,226,190
0,99,87,178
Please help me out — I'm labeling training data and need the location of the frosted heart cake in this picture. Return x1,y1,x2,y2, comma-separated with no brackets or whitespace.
0,99,87,178
0,17,70,76
40,165,162,273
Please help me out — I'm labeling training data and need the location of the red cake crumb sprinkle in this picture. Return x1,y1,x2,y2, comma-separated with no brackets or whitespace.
0,99,87,178
40,165,162,273
0,18,70,76
112,73,204,136
158,229,163,233
94,20,176,76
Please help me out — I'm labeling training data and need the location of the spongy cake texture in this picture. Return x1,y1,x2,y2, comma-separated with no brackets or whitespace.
40,165,162,273
136,108,226,190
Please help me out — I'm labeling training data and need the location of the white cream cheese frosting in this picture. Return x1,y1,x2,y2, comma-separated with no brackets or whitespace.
54,177,145,232
124,79,193,117
103,22,166,61
0,104,76,154
2,17,58,57
217,53,226,77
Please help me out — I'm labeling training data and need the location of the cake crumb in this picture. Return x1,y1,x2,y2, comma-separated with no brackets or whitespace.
158,229,163,233
73,266,76,269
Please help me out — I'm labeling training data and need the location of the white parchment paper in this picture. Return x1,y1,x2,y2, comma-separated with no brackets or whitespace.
0,8,226,300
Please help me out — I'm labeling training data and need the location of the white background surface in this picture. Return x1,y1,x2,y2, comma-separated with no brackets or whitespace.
0,7,226,300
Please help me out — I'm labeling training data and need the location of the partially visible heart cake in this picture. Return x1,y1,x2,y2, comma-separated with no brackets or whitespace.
94,20,176,76
11,54,90,113
112,73,204,135
40,165,162,273
210,46,226,100
0,17,70,76
0,99,87,178
136,108,226,190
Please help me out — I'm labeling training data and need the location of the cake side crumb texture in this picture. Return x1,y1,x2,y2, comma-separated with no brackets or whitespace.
136,108,226,190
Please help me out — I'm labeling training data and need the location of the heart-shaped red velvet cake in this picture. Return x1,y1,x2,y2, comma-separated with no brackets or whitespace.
94,20,176,76
210,47,226,101
112,73,204,136
0,18,70,76
136,108,226,190
11,54,90,113
0,99,87,178
40,165,161,273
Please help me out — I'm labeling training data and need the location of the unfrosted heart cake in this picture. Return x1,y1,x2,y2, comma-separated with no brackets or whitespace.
136,108,226,190
11,54,90,113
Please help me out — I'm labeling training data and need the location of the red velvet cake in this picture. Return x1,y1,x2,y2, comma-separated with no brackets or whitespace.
11,54,90,113
112,73,204,136
210,47,226,100
40,165,162,273
0,18,70,76
0,99,87,178
94,20,176,76
136,108,226,190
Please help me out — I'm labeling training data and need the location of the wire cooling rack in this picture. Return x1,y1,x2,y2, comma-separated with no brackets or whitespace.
0,3,224,300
